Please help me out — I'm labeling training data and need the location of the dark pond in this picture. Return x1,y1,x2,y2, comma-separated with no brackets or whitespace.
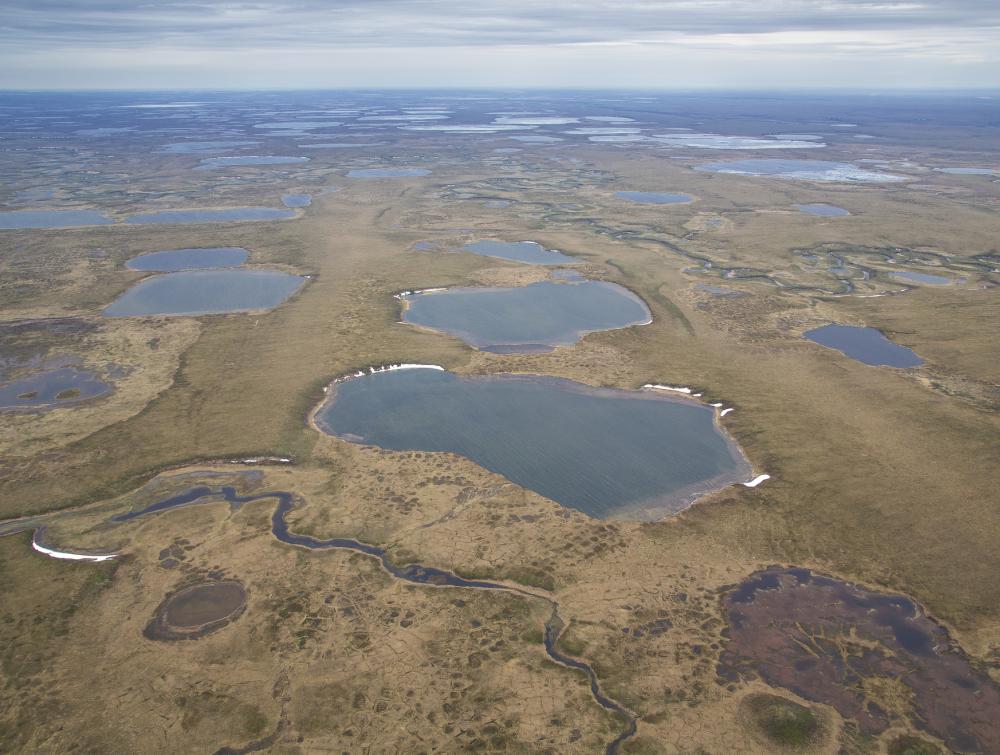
695,159,904,183
314,368,751,520
126,247,249,271
281,194,312,207
461,240,577,265
163,581,247,628
125,207,296,225
891,270,951,286
401,280,650,351
347,168,431,177
804,324,923,368
616,191,692,205
145,579,247,641
103,269,305,317
198,155,309,168
0,360,110,410
0,210,114,230
720,567,1000,754
794,203,850,217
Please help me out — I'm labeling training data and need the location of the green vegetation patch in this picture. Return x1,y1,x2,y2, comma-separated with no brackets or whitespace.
743,693,822,749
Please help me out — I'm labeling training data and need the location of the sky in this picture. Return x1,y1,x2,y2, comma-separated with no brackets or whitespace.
2,0,999,90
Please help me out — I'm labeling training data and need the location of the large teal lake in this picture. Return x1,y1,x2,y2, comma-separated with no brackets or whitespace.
314,369,751,520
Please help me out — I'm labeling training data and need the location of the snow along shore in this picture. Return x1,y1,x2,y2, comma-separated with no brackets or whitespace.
32,533,116,562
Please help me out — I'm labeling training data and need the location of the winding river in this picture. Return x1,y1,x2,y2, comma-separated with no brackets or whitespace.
104,484,639,752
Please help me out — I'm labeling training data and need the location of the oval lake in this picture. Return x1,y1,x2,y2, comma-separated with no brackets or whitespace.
401,280,651,352
126,247,249,271
103,269,305,317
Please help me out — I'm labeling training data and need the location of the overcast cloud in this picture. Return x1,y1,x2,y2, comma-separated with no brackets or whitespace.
2,0,998,89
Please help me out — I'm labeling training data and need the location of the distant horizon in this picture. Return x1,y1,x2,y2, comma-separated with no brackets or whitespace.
2,87,999,95
3,1,998,91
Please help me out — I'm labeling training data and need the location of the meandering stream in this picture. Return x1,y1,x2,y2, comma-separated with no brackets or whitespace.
106,485,640,752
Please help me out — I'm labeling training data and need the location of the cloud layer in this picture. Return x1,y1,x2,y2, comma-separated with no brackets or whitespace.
2,1,998,88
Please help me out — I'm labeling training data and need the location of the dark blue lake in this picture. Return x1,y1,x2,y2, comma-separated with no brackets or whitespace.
126,247,249,271
461,240,577,265
402,280,650,351
315,369,751,520
616,191,692,205
795,203,850,217
0,210,114,230
125,208,296,225
804,324,923,367
103,270,305,317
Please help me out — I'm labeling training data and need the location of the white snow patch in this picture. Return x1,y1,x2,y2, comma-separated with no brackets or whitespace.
720,408,734,416
643,384,692,394
32,537,116,562
742,474,770,488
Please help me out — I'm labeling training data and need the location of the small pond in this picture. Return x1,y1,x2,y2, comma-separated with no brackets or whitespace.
804,324,923,367
794,203,850,217
891,270,951,286
125,208,296,225
126,247,249,271
616,191,693,205
314,368,751,520
281,194,312,207
0,210,114,230
461,240,577,265
0,362,110,410
401,280,650,351
103,269,305,317
145,580,247,641
347,168,431,177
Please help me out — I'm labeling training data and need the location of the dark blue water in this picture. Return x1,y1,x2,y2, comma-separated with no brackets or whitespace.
402,280,650,351
804,324,923,367
616,191,692,205
0,210,114,230
126,247,249,271
125,208,296,225
103,269,305,317
461,240,577,265
281,194,312,207
315,369,750,519
795,203,850,217
347,168,431,177
0,367,110,410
